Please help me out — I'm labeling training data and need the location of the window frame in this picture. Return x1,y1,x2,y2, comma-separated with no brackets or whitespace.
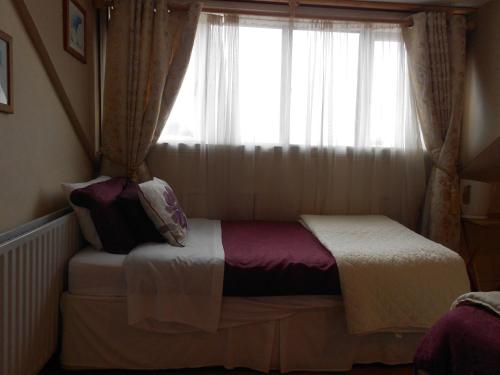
160,14,413,149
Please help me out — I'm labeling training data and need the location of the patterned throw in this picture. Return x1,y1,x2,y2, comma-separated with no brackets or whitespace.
138,177,188,246
415,292,500,374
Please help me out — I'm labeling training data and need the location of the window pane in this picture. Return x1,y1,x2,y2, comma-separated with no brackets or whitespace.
289,29,321,146
369,40,401,147
159,15,415,151
239,26,282,144
328,32,359,147
159,38,200,143
290,30,359,146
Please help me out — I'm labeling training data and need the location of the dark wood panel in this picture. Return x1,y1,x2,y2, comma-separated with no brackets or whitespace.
94,0,477,15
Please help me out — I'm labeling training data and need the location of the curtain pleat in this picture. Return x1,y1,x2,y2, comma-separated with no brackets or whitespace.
148,144,426,229
403,12,466,250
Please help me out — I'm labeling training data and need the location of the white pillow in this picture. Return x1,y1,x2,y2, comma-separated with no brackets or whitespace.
61,176,111,249
138,177,188,246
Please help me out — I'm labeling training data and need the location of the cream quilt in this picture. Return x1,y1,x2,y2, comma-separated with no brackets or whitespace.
301,215,470,335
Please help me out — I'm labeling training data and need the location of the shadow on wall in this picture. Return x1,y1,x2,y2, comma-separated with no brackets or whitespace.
461,0,500,171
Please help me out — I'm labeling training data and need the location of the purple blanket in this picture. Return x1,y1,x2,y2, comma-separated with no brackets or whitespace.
414,304,500,374
221,221,341,296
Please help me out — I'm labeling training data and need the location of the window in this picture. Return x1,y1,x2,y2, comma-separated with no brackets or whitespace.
159,14,417,149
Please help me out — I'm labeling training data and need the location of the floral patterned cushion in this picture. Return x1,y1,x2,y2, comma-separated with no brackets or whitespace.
138,177,188,246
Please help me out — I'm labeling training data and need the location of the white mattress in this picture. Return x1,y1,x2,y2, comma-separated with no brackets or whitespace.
69,246,127,297
68,247,340,308
64,248,423,372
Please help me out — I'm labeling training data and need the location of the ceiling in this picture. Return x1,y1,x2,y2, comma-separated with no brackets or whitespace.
360,0,491,7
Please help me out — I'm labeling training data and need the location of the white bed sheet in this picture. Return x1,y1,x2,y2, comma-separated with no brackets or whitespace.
64,243,423,372
68,246,127,297
61,293,423,372
67,246,343,332
124,218,225,332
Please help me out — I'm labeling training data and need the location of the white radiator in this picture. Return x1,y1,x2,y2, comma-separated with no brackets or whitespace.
0,212,80,375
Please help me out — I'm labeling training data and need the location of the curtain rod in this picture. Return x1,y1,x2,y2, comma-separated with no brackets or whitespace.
94,0,478,15
202,6,413,26
94,0,477,28
240,0,477,15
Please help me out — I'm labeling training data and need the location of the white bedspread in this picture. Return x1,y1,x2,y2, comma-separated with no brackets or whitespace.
124,218,225,332
301,215,470,335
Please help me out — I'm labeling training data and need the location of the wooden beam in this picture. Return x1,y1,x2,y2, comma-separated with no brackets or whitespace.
12,0,95,163
95,0,478,15
198,1,478,29
297,0,477,15
202,5,413,25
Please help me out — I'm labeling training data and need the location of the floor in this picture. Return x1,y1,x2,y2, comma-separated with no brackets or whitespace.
40,360,413,375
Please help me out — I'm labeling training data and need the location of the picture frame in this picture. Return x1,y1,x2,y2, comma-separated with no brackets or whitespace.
0,30,13,114
63,0,87,63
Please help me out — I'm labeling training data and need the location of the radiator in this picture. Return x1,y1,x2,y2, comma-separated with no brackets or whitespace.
0,212,80,375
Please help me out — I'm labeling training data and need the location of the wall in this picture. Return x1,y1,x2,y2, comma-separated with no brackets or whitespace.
25,0,99,149
461,0,500,167
0,0,96,233
460,0,500,290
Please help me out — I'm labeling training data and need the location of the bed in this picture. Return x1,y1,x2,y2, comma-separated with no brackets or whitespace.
60,215,470,372
414,292,500,375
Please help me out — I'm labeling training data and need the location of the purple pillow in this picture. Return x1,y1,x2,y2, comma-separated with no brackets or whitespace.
70,177,137,254
70,178,165,253
116,181,165,244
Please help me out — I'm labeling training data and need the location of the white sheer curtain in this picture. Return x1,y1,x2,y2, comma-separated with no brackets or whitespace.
149,14,426,228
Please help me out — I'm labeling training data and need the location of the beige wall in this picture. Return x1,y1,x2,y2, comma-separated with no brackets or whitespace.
0,0,96,233
461,0,500,166
25,0,99,149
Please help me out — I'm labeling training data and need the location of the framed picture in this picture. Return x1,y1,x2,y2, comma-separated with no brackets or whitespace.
63,0,87,63
0,30,13,114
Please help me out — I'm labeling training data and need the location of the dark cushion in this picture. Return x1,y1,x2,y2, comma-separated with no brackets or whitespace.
70,177,163,254
116,181,165,244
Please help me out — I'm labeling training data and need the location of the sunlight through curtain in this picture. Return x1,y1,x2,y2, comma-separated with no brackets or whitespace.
151,14,427,228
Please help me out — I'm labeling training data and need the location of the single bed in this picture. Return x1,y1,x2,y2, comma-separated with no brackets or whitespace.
414,292,500,375
70,220,341,297
62,248,422,372
61,216,468,372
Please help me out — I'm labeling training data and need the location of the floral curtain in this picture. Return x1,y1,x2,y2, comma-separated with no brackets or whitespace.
403,13,467,250
101,0,201,180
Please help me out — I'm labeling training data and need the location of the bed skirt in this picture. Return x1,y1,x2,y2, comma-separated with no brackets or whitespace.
60,293,422,372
